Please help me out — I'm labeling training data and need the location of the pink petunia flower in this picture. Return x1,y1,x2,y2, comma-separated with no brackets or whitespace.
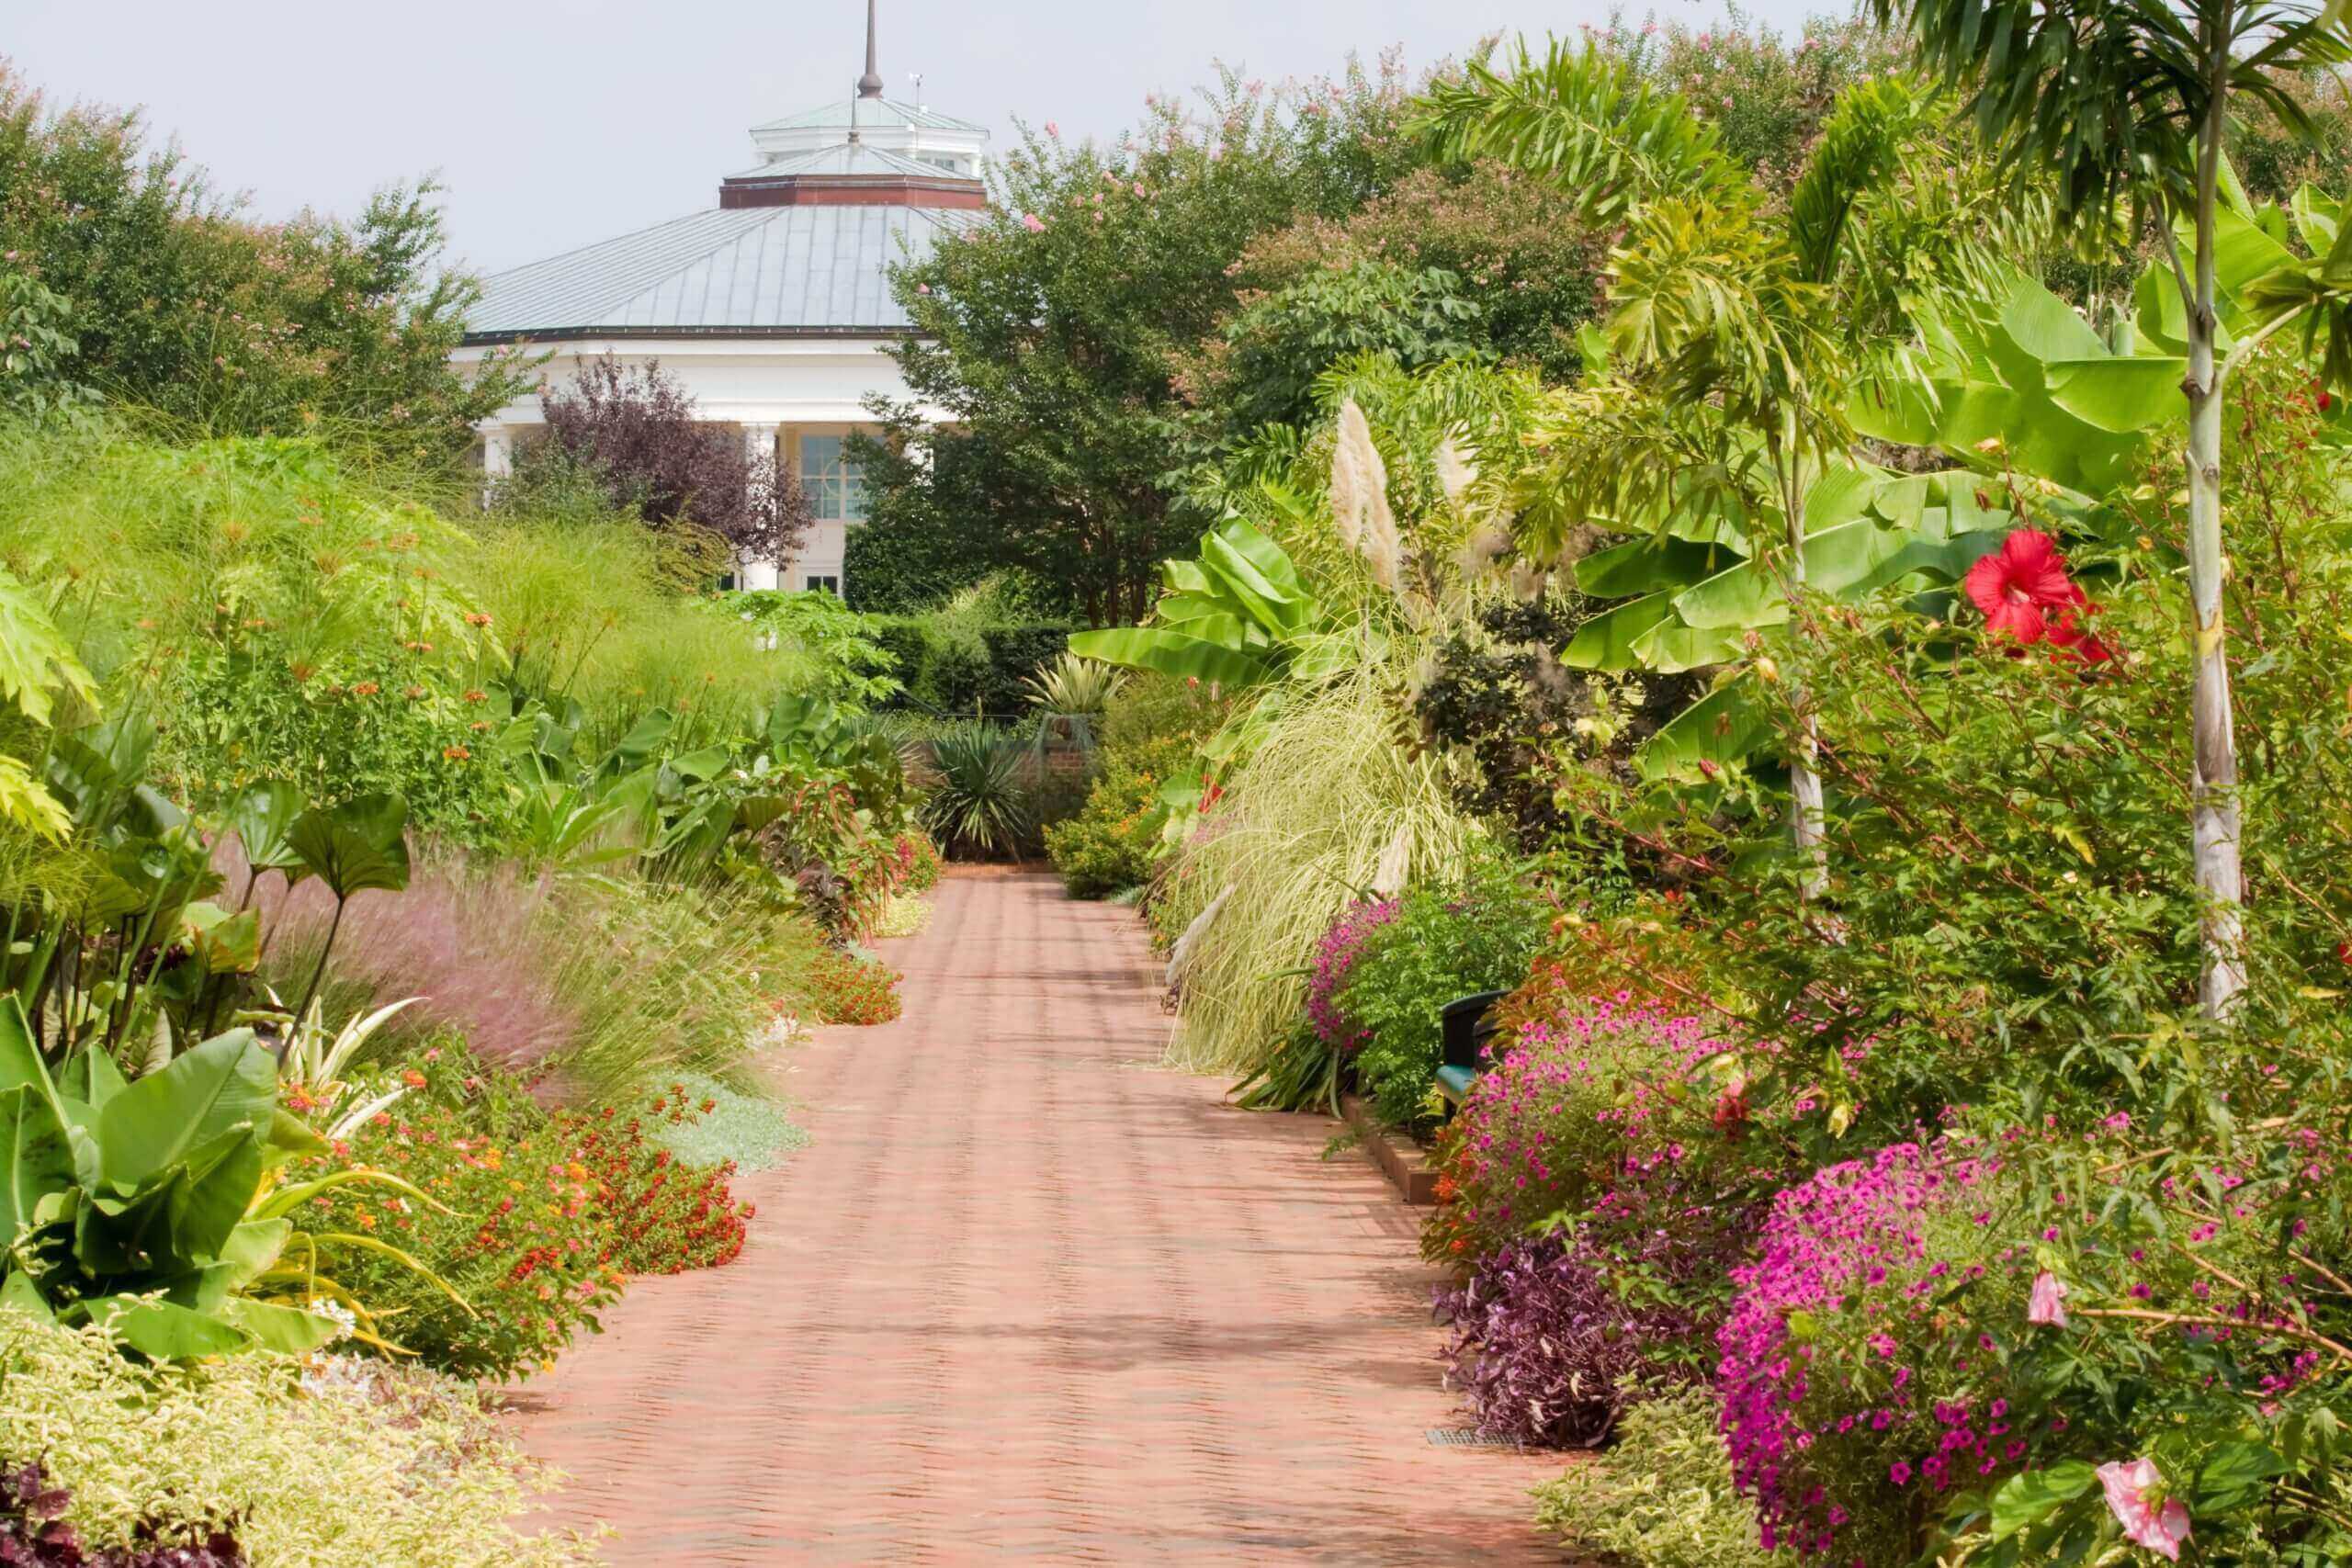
2027,1270,2069,1327
2097,1458,2190,1561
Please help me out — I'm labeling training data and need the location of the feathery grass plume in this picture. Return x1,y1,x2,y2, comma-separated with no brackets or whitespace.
1372,820,1414,897
1433,431,1476,506
1330,398,1406,591
1156,662,1479,1076
1328,397,1383,554
1165,881,1235,990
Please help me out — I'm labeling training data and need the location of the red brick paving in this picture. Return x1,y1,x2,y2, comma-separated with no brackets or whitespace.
503,869,1563,1564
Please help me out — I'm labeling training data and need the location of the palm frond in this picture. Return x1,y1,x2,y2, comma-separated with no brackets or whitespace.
1787,78,1927,285
1412,39,1739,221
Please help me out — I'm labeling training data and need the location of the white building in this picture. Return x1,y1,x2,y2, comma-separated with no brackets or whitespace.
451,3,986,594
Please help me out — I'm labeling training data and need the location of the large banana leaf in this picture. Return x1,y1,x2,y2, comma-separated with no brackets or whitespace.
1637,677,1776,782
95,1029,276,1194
0,1086,73,1251
1066,626,1270,689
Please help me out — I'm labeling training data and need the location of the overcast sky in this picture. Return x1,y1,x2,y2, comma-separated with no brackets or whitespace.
7,0,1820,276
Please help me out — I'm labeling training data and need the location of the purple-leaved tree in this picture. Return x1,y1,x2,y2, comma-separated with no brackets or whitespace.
530,356,810,565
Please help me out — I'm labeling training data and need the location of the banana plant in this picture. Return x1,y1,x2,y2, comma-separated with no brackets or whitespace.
1069,514,1336,694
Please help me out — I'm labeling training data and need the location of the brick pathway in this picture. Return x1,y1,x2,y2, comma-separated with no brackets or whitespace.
503,869,1562,1564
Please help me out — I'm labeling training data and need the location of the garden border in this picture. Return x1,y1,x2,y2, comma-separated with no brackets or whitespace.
1342,1093,1440,1205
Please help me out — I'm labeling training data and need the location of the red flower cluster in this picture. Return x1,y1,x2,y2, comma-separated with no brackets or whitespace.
559,1085,755,1276
805,947,905,1026
1963,529,2112,662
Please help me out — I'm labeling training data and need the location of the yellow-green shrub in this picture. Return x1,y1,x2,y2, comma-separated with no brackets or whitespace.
0,1310,596,1566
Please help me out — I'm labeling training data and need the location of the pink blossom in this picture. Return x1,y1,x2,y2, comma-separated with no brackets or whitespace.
1020,212,1046,232
2097,1459,2190,1561
2027,1270,2069,1327
1046,120,1060,138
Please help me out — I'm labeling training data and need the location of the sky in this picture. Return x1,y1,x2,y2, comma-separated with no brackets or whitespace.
6,0,1818,276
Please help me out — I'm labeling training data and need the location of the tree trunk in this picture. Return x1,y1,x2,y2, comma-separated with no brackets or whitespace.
2185,101,2246,1020
1782,466,1828,899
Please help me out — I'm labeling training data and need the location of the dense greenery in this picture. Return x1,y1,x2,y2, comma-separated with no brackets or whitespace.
861,63,1425,624
0,68,529,456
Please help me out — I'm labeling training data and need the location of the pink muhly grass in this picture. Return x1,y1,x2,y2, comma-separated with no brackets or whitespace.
222,839,580,1076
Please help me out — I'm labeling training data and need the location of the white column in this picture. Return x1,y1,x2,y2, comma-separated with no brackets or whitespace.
741,423,782,591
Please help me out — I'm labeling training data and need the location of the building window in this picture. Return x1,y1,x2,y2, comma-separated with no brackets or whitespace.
804,574,840,595
799,434,867,522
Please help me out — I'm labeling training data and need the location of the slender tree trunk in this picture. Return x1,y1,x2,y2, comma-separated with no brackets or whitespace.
1781,458,1827,899
2184,67,2246,1021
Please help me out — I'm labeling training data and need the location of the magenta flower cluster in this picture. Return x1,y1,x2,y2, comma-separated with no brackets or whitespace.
1305,897,1397,1051
1715,1142,2016,1561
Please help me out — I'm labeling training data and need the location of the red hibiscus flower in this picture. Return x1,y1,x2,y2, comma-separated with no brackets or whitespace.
2046,604,2116,665
1965,529,2084,644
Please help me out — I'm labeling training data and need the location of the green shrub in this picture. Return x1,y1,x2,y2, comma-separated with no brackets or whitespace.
0,1309,594,1566
868,613,1079,716
1532,1389,1791,1568
1340,851,1549,1125
1046,732,1196,897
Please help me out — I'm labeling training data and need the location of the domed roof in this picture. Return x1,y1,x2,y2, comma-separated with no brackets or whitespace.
459,3,986,344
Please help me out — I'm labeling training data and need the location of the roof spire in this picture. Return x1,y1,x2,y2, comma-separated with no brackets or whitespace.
856,0,884,98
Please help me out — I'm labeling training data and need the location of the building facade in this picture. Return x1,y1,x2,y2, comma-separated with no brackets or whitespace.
449,4,984,593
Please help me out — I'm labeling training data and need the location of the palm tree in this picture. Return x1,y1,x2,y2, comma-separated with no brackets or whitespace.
1866,0,2352,1017
1419,49,2023,896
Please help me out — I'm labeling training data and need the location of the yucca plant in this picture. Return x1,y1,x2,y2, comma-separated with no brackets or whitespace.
1020,652,1125,749
922,722,1033,859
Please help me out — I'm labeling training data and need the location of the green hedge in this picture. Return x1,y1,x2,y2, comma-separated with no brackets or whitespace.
871,617,1078,716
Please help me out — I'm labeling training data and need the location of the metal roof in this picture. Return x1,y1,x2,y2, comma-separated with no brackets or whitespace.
463,202,976,341
751,96,988,134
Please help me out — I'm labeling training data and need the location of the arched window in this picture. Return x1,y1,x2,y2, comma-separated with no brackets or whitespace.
799,434,868,522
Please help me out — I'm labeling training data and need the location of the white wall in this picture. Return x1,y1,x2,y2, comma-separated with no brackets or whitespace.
453,334,942,593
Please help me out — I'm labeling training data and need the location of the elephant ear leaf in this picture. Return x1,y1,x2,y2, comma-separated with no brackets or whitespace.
0,1086,74,1254
288,794,411,900
95,1031,277,1194
180,903,261,976
226,780,309,880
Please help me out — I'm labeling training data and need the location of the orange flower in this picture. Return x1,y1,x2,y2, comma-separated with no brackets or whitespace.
401,1069,428,1089
442,745,471,762
351,682,380,696
462,688,486,703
